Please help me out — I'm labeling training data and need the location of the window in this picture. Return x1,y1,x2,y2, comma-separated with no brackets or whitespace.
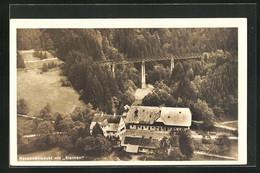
179,111,181,114
168,116,170,118
134,110,138,116
142,126,143,129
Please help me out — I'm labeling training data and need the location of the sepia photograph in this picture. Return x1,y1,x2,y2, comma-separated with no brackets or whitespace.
10,18,247,166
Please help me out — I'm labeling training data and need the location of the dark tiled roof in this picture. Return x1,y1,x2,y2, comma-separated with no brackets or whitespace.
124,106,161,125
125,106,192,127
124,136,159,148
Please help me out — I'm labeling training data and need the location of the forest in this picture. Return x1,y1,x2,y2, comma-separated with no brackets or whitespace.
17,28,238,129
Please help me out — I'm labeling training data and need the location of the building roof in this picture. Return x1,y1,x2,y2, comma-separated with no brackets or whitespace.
159,107,192,126
125,145,139,153
124,136,159,148
124,106,161,125
92,113,121,124
105,123,119,132
125,106,192,127
121,134,160,149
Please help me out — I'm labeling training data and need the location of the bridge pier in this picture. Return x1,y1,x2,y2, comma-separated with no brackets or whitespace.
111,63,115,78
170,57,174,72
141,60,146,89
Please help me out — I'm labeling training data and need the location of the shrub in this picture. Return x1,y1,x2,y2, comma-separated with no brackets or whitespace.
33,49,40,58
43,52,48,59
39,51,44,60
42,63,48,72
138,156,147,161
48,62,57,69
202,137,212,144
17,98,29,115
17,52,25,68
39,103,53,120
214,135,231,155
179,131,194,160
61,78,71,87
114,147,132,161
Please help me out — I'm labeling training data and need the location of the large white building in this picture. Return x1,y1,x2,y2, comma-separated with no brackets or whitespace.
90,106,192,154
121,106,192,153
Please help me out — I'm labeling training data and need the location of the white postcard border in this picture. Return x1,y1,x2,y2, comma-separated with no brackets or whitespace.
10,18,247,166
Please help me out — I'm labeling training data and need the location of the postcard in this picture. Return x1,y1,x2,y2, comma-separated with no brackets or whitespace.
10,18,247,166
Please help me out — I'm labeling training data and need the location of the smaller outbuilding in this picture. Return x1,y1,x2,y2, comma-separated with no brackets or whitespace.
90,112,126,139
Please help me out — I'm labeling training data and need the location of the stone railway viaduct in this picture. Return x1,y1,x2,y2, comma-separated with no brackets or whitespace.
95,53,202,88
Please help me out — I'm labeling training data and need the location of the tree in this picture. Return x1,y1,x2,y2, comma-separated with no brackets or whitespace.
155,137,169,160
54,113,63,131
17,98,29,115
168,148,185,161
214,135,231,155
179,131,194,160
155,135,186,161
34,121,55,150
39,103,53,120
171,62,185,85
58,135,74,152
35,121,54,134
193,99,215,131
17,51,25,68
122,89,135,106
42,63,48,72
68,123,86,144
82,135,112,157
56,116,76,132
43,52,47,59
92,123,103,137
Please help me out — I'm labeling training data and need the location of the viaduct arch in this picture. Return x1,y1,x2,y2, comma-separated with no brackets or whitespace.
96,53,201,89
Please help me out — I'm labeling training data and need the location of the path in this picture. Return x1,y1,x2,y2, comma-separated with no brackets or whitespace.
192,120,238,132
22,132,66,138
18,114,54,123
191,134,238,140
219,120,238,125
214,123,237,131
24,57,60,63
194,151,237,160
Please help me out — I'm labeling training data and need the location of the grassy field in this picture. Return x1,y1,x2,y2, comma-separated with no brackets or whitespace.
17,68,86,116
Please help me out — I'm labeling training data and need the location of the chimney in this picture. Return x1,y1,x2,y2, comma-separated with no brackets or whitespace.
113,113,116,117
101,112,104,117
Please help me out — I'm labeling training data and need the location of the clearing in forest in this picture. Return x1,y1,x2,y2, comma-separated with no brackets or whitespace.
17,68,86,116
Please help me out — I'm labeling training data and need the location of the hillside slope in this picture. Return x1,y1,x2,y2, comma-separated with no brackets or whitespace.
17,50,86,116
17,67,86,116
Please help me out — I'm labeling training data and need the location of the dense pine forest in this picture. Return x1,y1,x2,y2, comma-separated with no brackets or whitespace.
17,28,238,127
